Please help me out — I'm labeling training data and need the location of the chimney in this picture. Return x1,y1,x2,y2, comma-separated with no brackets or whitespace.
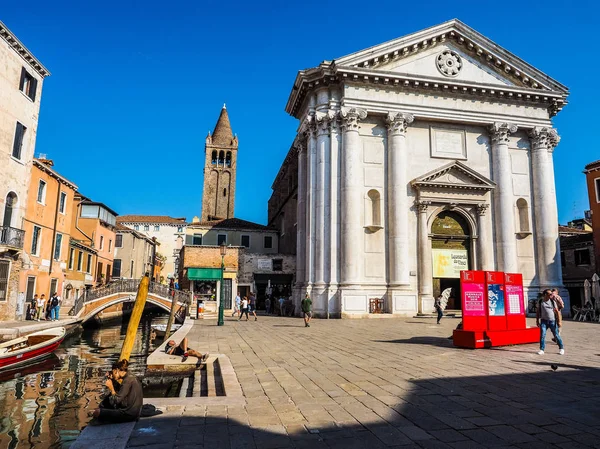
37,153,54,166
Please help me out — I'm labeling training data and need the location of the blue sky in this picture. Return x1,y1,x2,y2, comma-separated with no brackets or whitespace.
2,0,597,225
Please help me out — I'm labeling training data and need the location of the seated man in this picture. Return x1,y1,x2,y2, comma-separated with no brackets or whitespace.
165,337,209,363
90,359,142,423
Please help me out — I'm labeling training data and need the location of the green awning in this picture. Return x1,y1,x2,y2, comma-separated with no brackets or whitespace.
188,268,222,280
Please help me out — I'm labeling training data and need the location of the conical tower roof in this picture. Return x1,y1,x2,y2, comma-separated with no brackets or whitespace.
211,104,235,146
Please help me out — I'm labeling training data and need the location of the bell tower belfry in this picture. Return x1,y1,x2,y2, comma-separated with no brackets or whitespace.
201,105,238,221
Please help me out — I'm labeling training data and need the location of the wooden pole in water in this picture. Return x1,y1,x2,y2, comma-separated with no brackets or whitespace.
164,283,178,338
119,274,149,361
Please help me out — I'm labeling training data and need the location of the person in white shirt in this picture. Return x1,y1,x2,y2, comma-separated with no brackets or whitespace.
36,294,46,321
239,297,249,321
232,292,241,317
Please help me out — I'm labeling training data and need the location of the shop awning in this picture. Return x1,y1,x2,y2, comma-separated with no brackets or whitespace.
253,274,293,284
188,268,222,280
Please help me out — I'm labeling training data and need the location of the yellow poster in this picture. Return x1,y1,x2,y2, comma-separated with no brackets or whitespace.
432,249,468,278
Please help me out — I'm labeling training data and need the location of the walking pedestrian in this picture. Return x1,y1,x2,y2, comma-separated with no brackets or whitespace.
239,296,249,321
265,297,271,315
536,289,564,355
434,295,444,324
36,294,46,321
232,291,241,317
551,288,564,342
249,292,257,321
301,293,312,327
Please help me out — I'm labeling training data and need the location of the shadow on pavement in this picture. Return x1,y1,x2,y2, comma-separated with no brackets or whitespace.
373,336,455,347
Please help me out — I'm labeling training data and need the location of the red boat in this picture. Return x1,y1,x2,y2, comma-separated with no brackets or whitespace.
0,327,65,370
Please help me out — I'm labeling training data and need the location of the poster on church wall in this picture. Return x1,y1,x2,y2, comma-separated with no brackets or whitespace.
432,249,469,278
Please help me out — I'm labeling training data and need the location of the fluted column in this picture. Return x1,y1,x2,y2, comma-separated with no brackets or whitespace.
417,200,432,313
314,111,331,286
489,122,519,273
340,107,367,286
305,119,317,287
476,204,493,271
295,141,307,288
386,112,414,287
329,113,340,289
530,127,561,285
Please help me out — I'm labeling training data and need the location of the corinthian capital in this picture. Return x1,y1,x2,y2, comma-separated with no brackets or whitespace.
476,204,489,216
300,115,317,139
529,127,560,151
315,111,331,136
415,200,431,213
340,107,367,132
489,122,518,144
386,112,414,136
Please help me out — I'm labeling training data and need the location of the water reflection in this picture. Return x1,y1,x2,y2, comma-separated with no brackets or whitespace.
0,312,166,448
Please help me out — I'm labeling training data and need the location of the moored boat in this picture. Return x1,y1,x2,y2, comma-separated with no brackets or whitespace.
151,324,181,337
0,327,65,371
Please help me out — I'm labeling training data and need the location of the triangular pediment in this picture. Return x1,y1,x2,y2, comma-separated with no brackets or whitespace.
412,161,495,191
333,19,568,94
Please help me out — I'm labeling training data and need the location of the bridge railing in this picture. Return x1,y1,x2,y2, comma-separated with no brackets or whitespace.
68,279,192,316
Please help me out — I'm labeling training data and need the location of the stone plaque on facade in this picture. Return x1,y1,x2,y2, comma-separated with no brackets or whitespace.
257,259,272,271
430,127,467,159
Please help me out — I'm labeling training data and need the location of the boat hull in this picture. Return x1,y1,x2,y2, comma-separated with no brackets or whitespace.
0,327,65,371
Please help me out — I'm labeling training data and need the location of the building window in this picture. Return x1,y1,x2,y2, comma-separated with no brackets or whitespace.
12,122,26,160
273,259,283,271
31,226,41,255
223,188,227,197
595,178,600,203
86,254,92,273
177,226,183,233
192,233,202,245
218,151,225,165
134,225,139,231
37,180,47,204
516,198,530,233
3,192,17,228
115,234,123,248
53,233,63,260
241,235,250,248
59,192,67,214
130,260,134,277
154,225,160,231
97,262,103,282
226,151,232,167
77,251,83,271
108,239,112,252
113,259,122,277
575,249,591,266
19,67,37,101
0,260,9,301
560,251,566,268
144,225,149,231
211,150,217,165
217,234,227,245
68,248,75,269
99,236,104,250
264,235,273,249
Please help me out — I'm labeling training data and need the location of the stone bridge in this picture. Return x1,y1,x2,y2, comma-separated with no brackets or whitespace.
69,279,192,324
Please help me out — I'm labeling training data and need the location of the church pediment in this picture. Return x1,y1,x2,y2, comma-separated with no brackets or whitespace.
412,161,495,191
333,19,568,94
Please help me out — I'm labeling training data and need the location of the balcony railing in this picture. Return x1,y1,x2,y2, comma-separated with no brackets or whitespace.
0,226,25,249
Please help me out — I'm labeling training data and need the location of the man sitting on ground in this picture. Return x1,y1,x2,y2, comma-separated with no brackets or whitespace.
165,337,209,363
90,359,143,423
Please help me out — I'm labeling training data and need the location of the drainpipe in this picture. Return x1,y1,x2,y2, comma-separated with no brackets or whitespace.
48,182,62,287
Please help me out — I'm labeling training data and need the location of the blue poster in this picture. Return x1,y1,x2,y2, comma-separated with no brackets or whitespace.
487,284,505,316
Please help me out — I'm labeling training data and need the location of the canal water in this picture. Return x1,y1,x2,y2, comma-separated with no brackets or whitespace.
0,311,169,449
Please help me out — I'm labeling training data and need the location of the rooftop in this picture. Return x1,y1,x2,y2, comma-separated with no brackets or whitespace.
189,217,275,232
0,20,50,77
118,215,187,225
209,105,236,146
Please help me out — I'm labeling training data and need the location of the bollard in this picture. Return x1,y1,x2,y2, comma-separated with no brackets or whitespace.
119,274,149,361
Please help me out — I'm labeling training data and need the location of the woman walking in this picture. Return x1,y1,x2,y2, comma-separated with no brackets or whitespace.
239,296,249,321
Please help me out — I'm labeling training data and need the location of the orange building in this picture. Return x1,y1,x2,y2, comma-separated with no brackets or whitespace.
19,158,78,311
584,160,600,265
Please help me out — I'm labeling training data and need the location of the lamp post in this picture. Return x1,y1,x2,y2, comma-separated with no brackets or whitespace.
217,242,227,326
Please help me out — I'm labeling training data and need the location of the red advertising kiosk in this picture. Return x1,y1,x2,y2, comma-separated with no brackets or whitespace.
453,270,538,348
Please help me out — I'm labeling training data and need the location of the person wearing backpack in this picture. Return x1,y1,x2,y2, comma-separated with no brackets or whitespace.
536,289,564,355
50,292,61,321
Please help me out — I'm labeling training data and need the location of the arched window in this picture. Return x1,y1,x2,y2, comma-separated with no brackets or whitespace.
211,151,217,165
516,198,530,233
3,192,17,228
223,188,227,197
366,189,381,227
225,152,232,167
218,151,225,166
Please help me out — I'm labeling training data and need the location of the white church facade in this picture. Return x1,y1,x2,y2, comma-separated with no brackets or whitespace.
276,19,569,317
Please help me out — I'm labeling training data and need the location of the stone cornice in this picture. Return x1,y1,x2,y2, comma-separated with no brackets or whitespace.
0,21,50,77
412,160,496,192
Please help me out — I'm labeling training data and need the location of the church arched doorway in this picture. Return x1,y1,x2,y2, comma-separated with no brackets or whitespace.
431,210,472,310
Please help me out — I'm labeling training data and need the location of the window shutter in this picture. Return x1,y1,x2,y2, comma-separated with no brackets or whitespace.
12,122,24,159
19,67,26,91
30,77,37,102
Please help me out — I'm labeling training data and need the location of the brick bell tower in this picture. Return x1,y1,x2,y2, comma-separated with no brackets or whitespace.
201,104,238,221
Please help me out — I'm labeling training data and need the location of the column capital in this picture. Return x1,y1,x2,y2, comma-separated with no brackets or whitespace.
315,110,337,136
300,115,317,138
489,122,518,144
293,140,306,155
415,200,431,213
340,107,367,132
476,203,489,216
529,126,560,152
386,112,414,136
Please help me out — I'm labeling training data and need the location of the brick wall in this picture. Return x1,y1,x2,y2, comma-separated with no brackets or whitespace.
0,254,22,321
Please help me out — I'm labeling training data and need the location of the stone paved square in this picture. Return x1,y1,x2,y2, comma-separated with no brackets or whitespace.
127,316,600,448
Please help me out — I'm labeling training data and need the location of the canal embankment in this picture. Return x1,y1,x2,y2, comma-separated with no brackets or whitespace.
0,317,82,341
